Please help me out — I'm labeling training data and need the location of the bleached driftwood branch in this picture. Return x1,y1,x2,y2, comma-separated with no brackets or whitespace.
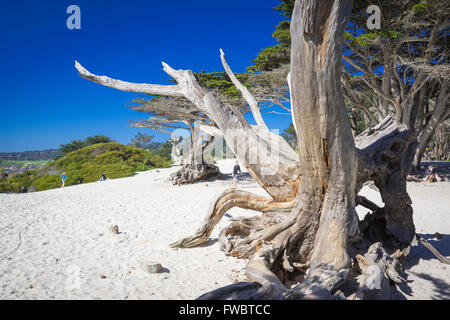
220,49,269,131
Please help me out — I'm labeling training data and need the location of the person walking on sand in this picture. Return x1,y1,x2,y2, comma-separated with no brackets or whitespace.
229,160,241,189
60,172,67,188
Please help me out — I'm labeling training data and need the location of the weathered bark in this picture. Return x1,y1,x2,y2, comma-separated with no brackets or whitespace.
187,0,361,300
132,118,221,184
280,0,357,292
355,115,417,247
170,189,295,248
169,129,221,185
170,162,221,185
353,242,405,300
191,0,418,300
176,114,417,257
220,49,269,131
75,59,301,201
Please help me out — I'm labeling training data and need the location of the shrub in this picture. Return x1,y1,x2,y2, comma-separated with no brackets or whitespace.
1,142,171,193
0,172,34,193
33,175,61,191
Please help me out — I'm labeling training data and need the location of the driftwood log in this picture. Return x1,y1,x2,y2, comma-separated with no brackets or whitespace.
170,162,221,186
169,131,221,185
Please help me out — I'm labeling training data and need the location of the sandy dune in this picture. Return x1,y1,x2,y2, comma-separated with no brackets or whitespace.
0,159,449,299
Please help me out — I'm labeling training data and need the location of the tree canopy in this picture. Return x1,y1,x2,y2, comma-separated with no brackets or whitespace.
58,135,113,158
247,0,294,72
249,0,450,168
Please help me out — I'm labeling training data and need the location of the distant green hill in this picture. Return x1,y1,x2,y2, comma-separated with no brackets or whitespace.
0,149,59,170
0,149,60,161
0,142,171,193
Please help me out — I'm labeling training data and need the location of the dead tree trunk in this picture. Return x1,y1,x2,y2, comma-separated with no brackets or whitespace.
75,49,301,236
265,0,358,292
190,0,419,299
201,0,360,294
170,128,221,185
132,119,221,184
74,0,448,299
356,116,417,249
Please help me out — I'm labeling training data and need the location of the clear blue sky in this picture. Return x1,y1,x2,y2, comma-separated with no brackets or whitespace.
0,0,292,152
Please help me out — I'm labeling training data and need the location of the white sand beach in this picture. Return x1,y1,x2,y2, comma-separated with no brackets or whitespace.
0,159,449,300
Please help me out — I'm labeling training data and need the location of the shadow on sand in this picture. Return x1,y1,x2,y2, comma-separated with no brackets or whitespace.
219,172,254,182
395,233,450,299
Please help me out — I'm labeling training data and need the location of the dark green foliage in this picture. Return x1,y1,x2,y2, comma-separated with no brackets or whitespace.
85,135,112,145
344,0,449,140
281,122,297,150
0,142,170,193
0,171,34,193
273,0,295,18
349,109,367,135
59,139,86,156
247,0,294,72
32,174,62,192
344,30,403,47
249,0,449,154
195,71,250,100
130,133,172,160
154,140,172,159
57,135,114,159
247,44,291,73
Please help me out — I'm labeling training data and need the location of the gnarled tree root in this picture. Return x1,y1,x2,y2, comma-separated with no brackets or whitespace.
218,208,299,259
195,252,332,300
196,241,407,300
195,251,350,300
170,189,295,248
353,242,406,300
170,162,221,185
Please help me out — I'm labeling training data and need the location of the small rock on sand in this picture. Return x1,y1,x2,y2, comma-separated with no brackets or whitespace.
110,225,119,235
140,261,163,274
